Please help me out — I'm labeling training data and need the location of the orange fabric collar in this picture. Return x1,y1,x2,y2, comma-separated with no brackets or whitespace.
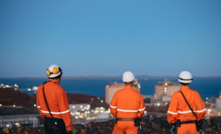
48,79,59,84
124,86,133,90
180,86,190,91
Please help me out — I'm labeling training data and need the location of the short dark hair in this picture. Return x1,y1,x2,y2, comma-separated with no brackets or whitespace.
124,81,133,84
180,82,190,86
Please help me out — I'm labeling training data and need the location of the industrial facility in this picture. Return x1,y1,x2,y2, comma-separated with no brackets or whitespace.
105,78,181,106
152,79,181,106
203,92,221,116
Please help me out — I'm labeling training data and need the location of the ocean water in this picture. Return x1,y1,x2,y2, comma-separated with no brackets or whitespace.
0,78,220,100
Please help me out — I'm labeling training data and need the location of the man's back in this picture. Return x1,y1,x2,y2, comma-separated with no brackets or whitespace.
168,71,207,134
110,86,145,118
110,71,145,134
167,86,206,123
37,81,69,116
37,79,72,131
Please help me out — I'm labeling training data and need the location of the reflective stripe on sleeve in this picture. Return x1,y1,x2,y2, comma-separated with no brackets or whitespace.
41,110,70,114
138,107,146,111
196,108,207,113
167,111,178,115
37,106,41,108
110,105,117,109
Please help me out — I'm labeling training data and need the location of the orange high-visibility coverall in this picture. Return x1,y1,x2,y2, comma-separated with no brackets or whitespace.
110,86,145,134
36,79,72,131
167,86,206,134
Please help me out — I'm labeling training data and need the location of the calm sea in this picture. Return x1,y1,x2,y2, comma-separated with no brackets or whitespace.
0,78,220,100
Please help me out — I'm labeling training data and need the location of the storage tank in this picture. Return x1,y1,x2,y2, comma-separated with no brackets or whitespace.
155,85,164,96
106,83,125,104
167,84,181,96
216,98,221,109
155,79,181,96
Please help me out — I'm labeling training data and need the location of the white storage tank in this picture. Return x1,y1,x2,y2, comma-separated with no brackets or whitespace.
216,98,221,109
155,79,181,96
106,83,125,104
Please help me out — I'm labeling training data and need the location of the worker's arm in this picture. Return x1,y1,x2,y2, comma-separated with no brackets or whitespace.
196,92,207,120
110,92,118,117
138,94,145,118
167,92,179,123
57,89,72,131
36,85,44,120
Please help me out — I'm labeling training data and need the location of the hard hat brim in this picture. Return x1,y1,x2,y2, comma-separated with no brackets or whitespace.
178,79,192,84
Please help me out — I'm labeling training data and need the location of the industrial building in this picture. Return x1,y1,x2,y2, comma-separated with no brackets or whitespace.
142,95,153,106
105,78,181,106
153,79,181,106
69,104,91,119
0,115,39,128
155,79,181,96
204,92,221,116
0,107,41,128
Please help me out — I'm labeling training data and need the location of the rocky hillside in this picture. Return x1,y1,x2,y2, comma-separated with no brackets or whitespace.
1,115,221,134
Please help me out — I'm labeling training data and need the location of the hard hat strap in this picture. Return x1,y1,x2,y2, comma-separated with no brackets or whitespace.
178,77,193,81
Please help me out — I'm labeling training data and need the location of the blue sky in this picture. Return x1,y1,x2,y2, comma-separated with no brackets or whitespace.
0,0,221,77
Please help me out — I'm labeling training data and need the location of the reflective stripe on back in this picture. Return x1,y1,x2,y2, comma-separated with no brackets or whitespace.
41,110,70,114
117,109,138,112
167,108,206,114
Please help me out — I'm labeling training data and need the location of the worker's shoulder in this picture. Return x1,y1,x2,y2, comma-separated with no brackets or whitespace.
132,90,142,96
172,91,182,97
114,89,124,94
38,84,43,89
118,88,141,96
37,84,43,91
114,88,132,95
46,82,66,92
190,89,200,96
55,84,66,93
173,89,200,96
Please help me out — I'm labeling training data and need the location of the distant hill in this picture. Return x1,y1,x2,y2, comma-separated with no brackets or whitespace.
0,88,107,109
0,88,35,108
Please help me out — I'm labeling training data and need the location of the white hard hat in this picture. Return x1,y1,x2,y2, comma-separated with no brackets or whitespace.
178,71,193,84
122,71,135,82
46,64,62,78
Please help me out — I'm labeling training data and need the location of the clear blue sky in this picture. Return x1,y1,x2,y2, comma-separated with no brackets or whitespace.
0,0,220,78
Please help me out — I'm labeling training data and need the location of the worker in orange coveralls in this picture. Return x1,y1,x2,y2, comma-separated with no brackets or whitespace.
167,71,207,134
36,64,73,134
110,71,145,134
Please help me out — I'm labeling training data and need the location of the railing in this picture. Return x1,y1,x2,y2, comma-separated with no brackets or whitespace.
0,114,41,128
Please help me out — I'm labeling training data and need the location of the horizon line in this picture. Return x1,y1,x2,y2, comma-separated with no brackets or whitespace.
0,75,221,79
